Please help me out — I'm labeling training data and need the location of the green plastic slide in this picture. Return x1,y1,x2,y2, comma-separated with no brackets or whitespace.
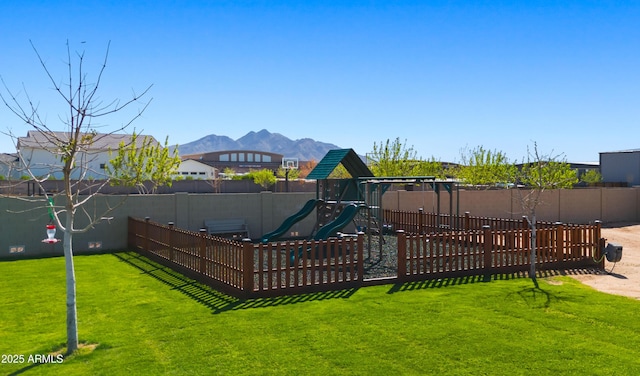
289,203,361,264
261,199,320,243
312,204,360,240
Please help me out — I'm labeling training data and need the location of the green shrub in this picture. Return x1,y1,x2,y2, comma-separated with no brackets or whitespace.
252,169,276,190
581,170,603,184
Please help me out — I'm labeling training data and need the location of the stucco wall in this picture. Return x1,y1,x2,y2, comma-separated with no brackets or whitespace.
382,187,640,224
0,192,315,259
601,188,639,223
558,188,602,223
2,187,638,259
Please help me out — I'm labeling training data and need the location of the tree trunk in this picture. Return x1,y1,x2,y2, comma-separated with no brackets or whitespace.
529,214,537,280
63,213,78,355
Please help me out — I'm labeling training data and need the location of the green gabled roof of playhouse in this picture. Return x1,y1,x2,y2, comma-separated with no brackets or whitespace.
306,149,374,180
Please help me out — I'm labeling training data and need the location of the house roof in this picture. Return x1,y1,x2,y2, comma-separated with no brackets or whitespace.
0,153,18,163
180,150,284,161
180,158,218,169
17,131,158,151
600,148,640,154
514,161,599,168
306,149,374,180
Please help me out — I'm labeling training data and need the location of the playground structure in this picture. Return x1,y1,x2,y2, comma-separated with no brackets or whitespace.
130,149,609,298
260,149,461,259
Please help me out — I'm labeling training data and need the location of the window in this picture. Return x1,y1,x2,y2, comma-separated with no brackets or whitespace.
219,154,229,162
231,153,237,162
239,153,245,162
247,153,253,162
254,153,261,162
262,155,271,162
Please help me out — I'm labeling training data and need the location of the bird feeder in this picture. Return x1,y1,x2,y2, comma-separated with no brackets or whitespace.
42,224,60,244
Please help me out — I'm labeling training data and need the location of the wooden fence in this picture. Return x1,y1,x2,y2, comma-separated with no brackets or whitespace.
128,217,364,298
128,217,246,296
129,212,604,299
396,222,603,281
384,208,561,233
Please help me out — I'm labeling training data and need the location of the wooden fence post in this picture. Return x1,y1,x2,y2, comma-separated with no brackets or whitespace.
199,229,207,275
464,212,470,231
242,239,254,296
595,220,604,269
483,225,492,280
144,217,150,253
397,230,407,280
168,222,174,262
418,208,424,234
555,222,564,263
357,232,364,281
521,216,529,264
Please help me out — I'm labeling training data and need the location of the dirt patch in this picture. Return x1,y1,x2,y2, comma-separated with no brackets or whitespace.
570,222,640,299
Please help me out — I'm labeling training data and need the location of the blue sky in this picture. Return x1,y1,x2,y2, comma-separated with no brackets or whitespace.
1,1,639,163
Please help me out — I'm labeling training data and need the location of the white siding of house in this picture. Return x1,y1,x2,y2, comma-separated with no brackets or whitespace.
175,159,217,180
19,146,113,180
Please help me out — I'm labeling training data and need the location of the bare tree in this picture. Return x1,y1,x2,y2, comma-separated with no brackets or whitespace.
1,40,176,355
513,143,578,285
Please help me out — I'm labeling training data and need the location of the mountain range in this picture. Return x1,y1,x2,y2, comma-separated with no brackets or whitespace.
177,129,343,161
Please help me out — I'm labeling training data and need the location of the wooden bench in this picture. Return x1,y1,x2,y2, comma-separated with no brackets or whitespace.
204,219,250,239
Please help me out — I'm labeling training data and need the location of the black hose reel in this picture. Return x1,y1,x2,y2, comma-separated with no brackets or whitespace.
602,242,623,263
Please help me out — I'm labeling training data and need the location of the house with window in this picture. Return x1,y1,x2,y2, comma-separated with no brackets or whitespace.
180,150,284,175
0,153,21,180
175,159,218,180
16,131,158,180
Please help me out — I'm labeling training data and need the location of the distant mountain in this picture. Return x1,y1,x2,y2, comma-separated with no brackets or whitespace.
177,129,342,161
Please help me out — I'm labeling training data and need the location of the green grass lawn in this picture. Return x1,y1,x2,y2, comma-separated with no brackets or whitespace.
1,252,640,375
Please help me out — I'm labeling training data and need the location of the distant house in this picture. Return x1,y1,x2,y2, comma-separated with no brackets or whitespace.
16,131,158,180
0,153,20,179
600,149,640,186
175,159,218,180
569,161,600,181
180,150,284,175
